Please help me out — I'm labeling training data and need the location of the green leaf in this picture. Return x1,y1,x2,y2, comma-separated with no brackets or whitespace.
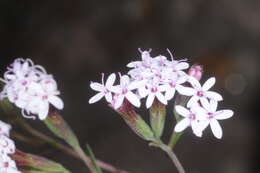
43,111,80,149
11,150,71,173
85,144,103,173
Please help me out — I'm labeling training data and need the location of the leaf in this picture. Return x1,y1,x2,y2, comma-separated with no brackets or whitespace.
11,150,71,173
43,111,80,149
85,144,103,173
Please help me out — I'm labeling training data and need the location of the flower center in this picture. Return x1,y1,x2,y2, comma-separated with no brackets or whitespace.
197,91,204,97
208,112,214,119
122,88,128,94
151,87,157,93
189,113,196,120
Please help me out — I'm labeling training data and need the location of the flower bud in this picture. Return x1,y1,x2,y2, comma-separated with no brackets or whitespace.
188,65,203,81
113,100,155,141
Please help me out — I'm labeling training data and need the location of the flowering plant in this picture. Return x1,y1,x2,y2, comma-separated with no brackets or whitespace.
0,49,233,173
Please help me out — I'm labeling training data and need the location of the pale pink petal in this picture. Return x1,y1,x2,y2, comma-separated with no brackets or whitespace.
174,118,190,132
114,95,125,109
200,97,210,111
128,80,146,90
175,62,189,71
202,77,216,91
105,92,113,103
90,82,104,91
214,110,234,120
158,85,168,92
175,105,190,117
187,96,199,108
210,119,223,139
209,99,218,112
146,93,155,108
188,77,201,89
105,73,116,87
48,95,64,109
89,93,104,104
176,76,187,84
38,102,49,120
156,92,167,105
138,87,149,98
109,85,121,93
176,85,196,96
206,91,223,101
165,88,175,100
126,91,141,107
120,75,130,86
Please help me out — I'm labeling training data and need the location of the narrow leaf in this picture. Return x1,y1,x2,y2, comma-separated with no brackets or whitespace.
86,144,103,173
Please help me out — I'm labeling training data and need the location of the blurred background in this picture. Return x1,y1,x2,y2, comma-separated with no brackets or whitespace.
0,0,259,172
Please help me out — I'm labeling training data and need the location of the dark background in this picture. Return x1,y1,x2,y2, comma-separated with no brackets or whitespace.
0,0,259,172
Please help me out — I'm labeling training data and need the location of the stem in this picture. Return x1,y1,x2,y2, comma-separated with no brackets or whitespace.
159,143,185,173
151,140,185,173
74,146,96,173
17,120,130,173
168,131,183,149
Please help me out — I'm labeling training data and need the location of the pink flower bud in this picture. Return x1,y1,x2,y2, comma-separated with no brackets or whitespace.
188,65,203,81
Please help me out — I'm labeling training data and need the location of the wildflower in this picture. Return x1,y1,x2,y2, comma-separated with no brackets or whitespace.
174,105,208,137
110,75,142,109
0,58,64,120
201,100,233,139
0,121,11,136
177,77,223,108
89,73,116,104
0,155,21,173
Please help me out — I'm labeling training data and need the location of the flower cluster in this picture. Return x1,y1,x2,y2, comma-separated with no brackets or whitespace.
0,58,64,120
0,120,21,173
89,49,233,139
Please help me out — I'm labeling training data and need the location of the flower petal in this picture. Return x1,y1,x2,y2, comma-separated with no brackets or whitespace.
187,96,199,108
200,97,210,111
48,96,64,110
202,77,215,91
175,62,189,71
165,88,175,100
206,91,223,101
188,77,201,89
156,92,167,105
89,92,104,104
214,110,234,120
105,92,113,103
176,85,196,96
38,102,49,120
175,105,190,117
174,118,190,132
114,95,125,109
126,91,141,107
105,73,116,87
146,93,155,108
90,82,104,92
210,119,223,139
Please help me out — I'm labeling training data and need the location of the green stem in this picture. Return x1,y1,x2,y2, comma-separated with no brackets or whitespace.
168,131,183,149
151,140,185,173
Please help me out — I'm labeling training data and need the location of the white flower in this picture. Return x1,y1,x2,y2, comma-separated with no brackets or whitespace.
0,58,64,120
89,73,116,104
177,77,223,108
161,74,187,100
139,81,167,108
0,155,21,173
110,75,142,109
174,105,208,137
201,100,234,139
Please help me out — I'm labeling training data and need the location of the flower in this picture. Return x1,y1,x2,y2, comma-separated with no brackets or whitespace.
177,77,223,108
110,75,142,109
89,73,116,104
0,155,21,173
174,105,208,137
0,121,21,173
200,100,234,139
188,65,203,81
0,58,64,120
